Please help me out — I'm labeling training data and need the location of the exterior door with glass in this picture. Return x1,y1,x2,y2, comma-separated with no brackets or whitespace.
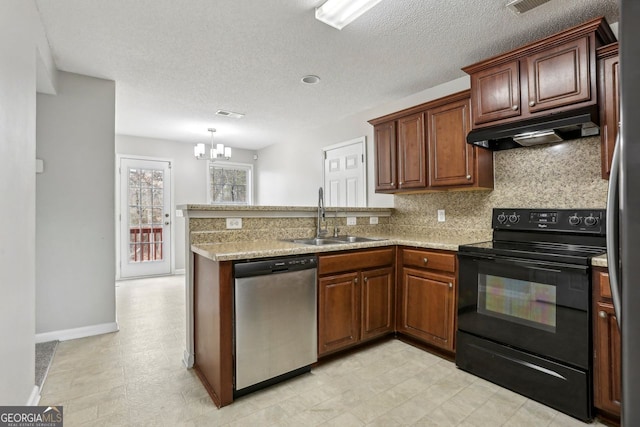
119,158,172,278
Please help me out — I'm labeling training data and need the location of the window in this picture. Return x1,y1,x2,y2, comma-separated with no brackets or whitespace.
207,162,253,205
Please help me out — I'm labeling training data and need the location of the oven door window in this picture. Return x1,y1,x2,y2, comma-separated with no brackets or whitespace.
479,275,556,333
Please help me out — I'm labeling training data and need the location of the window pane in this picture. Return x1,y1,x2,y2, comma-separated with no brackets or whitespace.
141,188,152,207
141,170,154,187
141,208,152,225
128,169,139,187
208,164,251,205
152,208,163,224
129,207,140,226
153,171,164,188
152,189,163,206
128,188,140,205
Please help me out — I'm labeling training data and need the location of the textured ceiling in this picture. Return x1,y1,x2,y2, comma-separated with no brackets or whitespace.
35,0,619,150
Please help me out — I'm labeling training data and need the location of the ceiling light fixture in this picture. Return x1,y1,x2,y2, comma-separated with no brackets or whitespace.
216,109,245,119
301,75,321,84
315,0,383,30
194,128,232,161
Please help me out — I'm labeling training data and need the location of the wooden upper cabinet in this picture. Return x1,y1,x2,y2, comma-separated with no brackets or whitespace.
463,17,615,129
397,113,427,189
525,36,591,113
373,121,397,191
598,43,619,179
471,60,521,125
428,98,475,187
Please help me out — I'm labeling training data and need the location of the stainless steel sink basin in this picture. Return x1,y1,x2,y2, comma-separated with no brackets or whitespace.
285,236,386,246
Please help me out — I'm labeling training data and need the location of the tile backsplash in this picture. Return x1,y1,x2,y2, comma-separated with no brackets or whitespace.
392,136,608,234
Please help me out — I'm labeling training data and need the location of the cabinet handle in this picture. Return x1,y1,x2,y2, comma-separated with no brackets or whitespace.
599,311,607,318
512,105,518,111
529,101,536,107
354,277,358,284
449,282,453,288
466,175,471,180
423,257,428,264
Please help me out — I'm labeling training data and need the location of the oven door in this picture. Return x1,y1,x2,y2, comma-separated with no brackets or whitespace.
457,252,590,369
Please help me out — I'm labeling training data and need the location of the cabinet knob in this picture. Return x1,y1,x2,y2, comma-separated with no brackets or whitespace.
423,257,428,264
512,105,518,111
529,101,536,107
466,175,471,180
449,282,453,288
599,311,607,318
354,277,358,284
390,182,394,186
364,277,368,283
399,181,403,185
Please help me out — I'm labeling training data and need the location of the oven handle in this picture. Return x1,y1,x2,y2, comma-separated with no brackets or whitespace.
459,253,589,274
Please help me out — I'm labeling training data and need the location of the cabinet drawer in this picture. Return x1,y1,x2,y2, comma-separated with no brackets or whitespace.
598,270,611,299
318,248,394,276
401,248,455,273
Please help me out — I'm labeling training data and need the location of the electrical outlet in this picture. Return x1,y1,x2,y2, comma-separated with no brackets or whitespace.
346,217,357,226
226,218,242,229
437,210,446,222
369,216,379,225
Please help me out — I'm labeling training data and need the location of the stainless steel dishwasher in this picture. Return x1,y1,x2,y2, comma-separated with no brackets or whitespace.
233,255,317,396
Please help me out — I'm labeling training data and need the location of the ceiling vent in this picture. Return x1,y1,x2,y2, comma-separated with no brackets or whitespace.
215,109,245,119
506,0,551,15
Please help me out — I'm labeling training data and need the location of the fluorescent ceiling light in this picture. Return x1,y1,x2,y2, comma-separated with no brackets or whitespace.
315,0,383,30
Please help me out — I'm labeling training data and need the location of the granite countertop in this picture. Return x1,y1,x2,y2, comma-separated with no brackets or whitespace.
191,233,491,262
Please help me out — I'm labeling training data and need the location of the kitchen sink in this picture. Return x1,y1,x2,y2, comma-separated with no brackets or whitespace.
285,236,386,246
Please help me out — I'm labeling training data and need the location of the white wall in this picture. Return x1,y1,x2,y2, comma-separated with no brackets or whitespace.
0,1,56,406
116,135,256,270
36,71,117,337
256,77,470,207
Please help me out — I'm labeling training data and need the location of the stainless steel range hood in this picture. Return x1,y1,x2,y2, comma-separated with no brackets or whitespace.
466,106,600,150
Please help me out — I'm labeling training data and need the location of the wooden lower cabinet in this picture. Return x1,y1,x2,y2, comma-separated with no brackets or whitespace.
593,267,621,419
397,248,457,352
318,249,395,356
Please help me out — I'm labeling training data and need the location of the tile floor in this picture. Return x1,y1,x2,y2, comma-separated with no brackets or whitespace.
40,275,605,426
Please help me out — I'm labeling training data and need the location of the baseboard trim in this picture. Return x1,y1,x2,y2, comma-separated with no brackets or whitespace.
183,349,194,368
174,269,186,275
35,322,119,343
27,386,40,406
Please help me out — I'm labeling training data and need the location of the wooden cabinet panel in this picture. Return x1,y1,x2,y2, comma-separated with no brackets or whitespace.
598,43,619,179
594,301,622,415
428,98,475,187
525,36,591,113
374,121,397,191
593,267,621,419
318,248,394,276
361,267,394,341
397,113,427,189
471,60,520,125
401,248,456,273
318,272,359,355
398,267,455,350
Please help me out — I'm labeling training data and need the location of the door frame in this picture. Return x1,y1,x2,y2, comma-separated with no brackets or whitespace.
115,154,176,280
321,136,368,207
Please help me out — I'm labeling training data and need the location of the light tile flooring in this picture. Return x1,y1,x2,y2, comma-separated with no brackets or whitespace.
40,275,605,426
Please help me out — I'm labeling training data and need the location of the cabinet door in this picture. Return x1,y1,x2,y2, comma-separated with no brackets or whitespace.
470,60,520,125
599,50,619,179
360,267,394,341
594,301,622,415
318,272,359,356
427,98,474,187
373,121,397,192
397,113,427,189
398,267,456,351
525,36,591,113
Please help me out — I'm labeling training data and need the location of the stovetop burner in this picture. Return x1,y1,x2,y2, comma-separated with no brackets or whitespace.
458,208,607,265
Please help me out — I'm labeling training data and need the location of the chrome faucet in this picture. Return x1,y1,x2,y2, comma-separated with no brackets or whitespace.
317,187,328,238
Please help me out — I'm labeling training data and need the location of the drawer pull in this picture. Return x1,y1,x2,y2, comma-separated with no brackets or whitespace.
423,257,428,264
599,311,607,319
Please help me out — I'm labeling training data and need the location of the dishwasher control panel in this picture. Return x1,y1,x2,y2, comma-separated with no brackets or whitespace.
234,255,317,278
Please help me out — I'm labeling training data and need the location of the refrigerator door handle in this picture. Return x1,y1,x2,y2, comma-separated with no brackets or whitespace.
606,134,622,329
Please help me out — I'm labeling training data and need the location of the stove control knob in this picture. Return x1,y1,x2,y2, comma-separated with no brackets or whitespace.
584,216,599,227
568,215,582,226
497,213,507,224
508,214,520,224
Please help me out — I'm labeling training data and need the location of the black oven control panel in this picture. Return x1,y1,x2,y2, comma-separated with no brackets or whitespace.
493,208,606,234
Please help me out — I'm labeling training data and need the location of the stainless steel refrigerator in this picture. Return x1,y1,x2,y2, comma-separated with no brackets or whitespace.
607,1,640,425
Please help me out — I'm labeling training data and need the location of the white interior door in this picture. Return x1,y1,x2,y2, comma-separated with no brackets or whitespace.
323,137,367,207
119,158,172,278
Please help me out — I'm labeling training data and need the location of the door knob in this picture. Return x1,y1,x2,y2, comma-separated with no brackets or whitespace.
164,221,170,225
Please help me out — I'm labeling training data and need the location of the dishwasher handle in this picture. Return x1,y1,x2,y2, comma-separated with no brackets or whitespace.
234,255,317,278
